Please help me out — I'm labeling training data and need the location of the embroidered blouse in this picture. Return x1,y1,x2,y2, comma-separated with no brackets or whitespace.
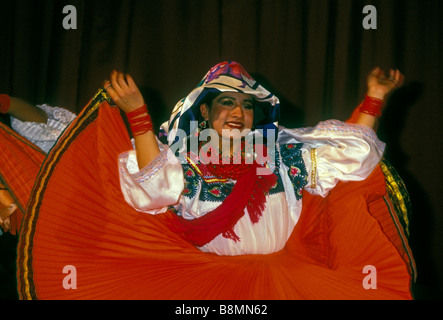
118,120,385,256
11,104,76,153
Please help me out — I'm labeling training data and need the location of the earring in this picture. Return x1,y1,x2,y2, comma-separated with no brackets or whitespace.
199,120,208,131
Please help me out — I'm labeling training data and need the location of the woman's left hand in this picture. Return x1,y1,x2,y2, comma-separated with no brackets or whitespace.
366,67,404,100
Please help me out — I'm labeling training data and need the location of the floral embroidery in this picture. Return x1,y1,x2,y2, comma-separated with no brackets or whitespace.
279,143,308,200
185,168,195,178
181,145,285,202
208,187,222,198
199,181,235,202
290,166,300,176
268,174,284,195
181,164,200,199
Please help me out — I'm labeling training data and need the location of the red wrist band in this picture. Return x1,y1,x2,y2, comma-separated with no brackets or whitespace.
126,105,154,136
359,95,383,117
0,94,11,114
130,121,154,136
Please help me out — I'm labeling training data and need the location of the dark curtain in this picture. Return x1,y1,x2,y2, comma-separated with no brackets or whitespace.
1,0,442,298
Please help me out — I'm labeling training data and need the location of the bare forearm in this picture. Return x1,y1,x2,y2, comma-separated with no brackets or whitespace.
355,112,377,129
7,97,48,123
104,71,161,169
133,131,161,169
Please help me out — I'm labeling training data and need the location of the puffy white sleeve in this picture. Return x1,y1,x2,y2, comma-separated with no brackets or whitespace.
278,120,385,197
118,144,184,214
11,104,76,153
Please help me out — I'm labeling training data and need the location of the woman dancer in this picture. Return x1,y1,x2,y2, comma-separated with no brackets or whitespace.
3,62,414,299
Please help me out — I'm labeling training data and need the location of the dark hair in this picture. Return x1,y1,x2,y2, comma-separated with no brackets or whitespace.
199,90,221,108
196,89,221,123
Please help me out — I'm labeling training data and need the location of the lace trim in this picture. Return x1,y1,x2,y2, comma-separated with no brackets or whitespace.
131,149,170,184
297,120,385,152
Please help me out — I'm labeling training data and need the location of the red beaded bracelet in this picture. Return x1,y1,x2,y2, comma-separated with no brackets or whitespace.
359,95,384,117
126,105,154,136
0,94,11,114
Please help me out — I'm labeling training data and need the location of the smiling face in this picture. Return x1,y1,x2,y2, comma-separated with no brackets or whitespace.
200,92,254,142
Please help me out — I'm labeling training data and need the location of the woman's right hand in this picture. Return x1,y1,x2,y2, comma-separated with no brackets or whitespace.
105,70,160,169
105,70,145,113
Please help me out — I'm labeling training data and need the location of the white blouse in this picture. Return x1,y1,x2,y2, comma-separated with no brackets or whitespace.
8,105,385,256
119,120,385,256
11,104,76,153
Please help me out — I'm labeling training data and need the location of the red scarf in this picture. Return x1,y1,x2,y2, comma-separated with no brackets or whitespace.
170,161,277,247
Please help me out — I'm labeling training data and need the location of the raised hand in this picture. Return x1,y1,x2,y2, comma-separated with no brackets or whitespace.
104,70,160,169
366,67,404,100
104,70,145,113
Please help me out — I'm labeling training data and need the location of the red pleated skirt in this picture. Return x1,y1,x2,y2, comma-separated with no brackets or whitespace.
0,122,45,235
5,90,415,299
